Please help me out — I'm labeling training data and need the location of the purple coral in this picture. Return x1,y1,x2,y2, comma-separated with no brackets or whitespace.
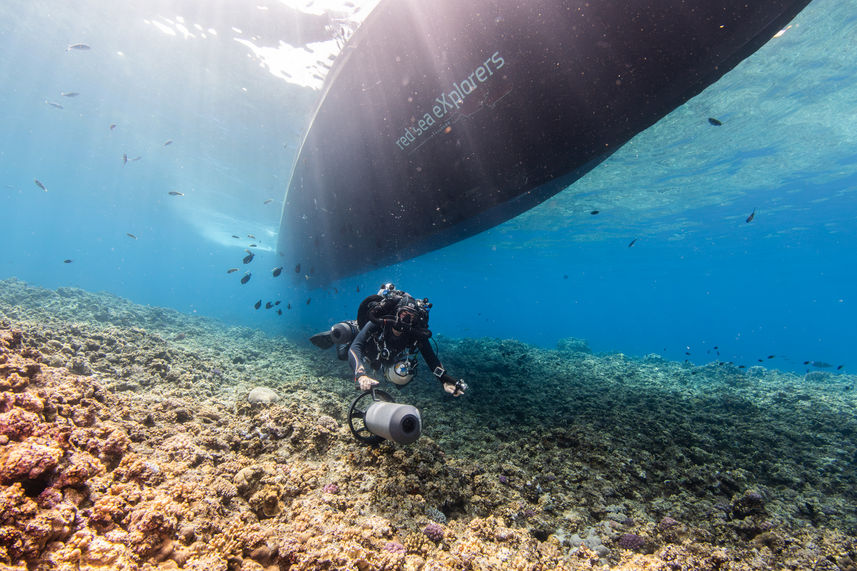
617,533,646,551
423,522,445,542
658,516,679,530
498,475,509,485
382,541,406,554
322,483,339,494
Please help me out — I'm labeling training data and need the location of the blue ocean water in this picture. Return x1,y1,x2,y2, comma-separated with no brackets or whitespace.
2,0,855,374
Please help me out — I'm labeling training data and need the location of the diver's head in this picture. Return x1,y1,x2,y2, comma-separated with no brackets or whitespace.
394,295,421,330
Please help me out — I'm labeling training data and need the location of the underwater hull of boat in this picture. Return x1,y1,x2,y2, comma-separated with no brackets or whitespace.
278,0,811,283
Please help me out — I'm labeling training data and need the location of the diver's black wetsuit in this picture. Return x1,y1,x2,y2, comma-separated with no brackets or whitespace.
348,320,459,387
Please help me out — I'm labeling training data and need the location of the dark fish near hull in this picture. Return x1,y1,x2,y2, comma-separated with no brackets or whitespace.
708,117,723,126
240,273,251,284
243,252,255,264
254,300,262,310
126,233,137,239
66,43,91,51
227,268,239,274
168,191,184,196
746,208,756,223
34,179,47,192
278,0,812,283
272,266,283,277
63,259,73,263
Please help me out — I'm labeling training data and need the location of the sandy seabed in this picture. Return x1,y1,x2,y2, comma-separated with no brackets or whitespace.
0,277,855,570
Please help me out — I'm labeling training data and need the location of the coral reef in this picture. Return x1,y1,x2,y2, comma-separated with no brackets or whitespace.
1,277,856,569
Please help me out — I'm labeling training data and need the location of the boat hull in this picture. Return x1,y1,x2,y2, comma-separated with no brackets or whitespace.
278,0,811,283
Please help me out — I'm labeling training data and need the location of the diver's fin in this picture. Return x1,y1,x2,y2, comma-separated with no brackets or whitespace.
310,331,334,350
336,343,351,361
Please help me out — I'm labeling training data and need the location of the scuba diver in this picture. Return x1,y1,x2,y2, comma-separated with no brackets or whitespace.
310,283,467,397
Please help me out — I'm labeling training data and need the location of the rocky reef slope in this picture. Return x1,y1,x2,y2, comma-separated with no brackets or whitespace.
1,278,855,570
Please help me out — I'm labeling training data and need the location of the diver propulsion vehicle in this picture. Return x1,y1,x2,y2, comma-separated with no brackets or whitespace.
278,0,812,283
348,389,422,445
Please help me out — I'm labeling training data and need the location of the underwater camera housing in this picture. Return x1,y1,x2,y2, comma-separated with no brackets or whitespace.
384,359,415,386
347,389,422,445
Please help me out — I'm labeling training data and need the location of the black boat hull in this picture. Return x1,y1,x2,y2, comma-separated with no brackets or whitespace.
278,0,811,283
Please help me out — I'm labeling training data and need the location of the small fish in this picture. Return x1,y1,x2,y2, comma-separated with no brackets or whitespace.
226,268,238,274
231,235,239,239
247,234,256,239
356,286,360,293
274,301,281,306
130,156,141,162
243,252,255,264
263,199,273,205
46,101,64,109
34,179,47,192
168,191,184,196
277,309,282,315
295,263,301,273
109,123,116,130
63,259,73,263
708,117,722,126
265,302,273,309
254,300,262,310
272,266,283,277
287,303,291,309
627,238,638,248
248,243,257,247
163,140,173,146
837,365,844,371
60,92,79,97
745,208,756,223
767,355,775,359
66,43,91,51
122,153,128,165
807,361,832,368
590,210,599,215
126,233,137,239
306,298,311,305
333,287,339,294
240,273,251,284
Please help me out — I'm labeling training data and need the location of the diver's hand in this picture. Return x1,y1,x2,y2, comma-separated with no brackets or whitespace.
357,375,379,391
443,379,467,397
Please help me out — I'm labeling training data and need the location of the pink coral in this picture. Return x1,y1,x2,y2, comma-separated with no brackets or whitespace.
423,523,445,543
0,442,63,483
0,408,39,440
322,482,339,494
